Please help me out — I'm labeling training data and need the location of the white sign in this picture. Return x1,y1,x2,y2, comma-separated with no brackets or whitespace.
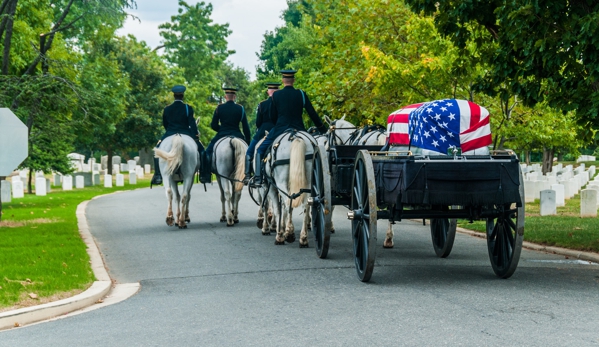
0,108,28,176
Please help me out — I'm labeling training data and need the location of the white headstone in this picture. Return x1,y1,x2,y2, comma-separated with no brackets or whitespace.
144,164,151,174
93,173,100,185
75,175,84,189
127,160,136,172
53,174,61,186
135,166,144,178
82,164,90,172
551,184,565,207
45,178,51,193
63,175,73,191
134,156,140,164
120,163,128,172
11,175,20,182
19,170,27,178
129,172,137,184
104,174,112,188
1,180,11,203
35,177,46,196
524,180,537,203
113,164,120,174
540,190,556,216
12,180,24,198
101,155,108,170
112,156,121,166
580,189,598,217
116,173,124,187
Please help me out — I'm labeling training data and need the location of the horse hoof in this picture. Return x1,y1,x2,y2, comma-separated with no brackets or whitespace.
383,240,394,248
330,229,335,234
185,219,190,223
285,234,296,243
262,231,271,236
257,220,264,229
299,243,309,248
220,217,226,223
275,240,285,245
227,223,234,227
234,219,239,224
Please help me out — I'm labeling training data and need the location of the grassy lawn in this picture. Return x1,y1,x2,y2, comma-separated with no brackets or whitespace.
0,175,151,311
459,163,599,253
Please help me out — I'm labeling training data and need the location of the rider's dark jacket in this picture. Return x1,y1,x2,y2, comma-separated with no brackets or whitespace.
210,100,252,144
267,86,326,140
253,97,275,140
161,100,199,140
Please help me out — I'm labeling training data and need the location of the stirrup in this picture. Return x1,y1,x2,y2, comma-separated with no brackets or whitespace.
151,174,162,186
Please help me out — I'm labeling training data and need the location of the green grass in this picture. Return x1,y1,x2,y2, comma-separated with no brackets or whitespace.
459,178,599,253
0,176,151,310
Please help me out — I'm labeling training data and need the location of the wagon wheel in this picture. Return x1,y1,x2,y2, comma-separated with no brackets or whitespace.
430,217,457,258
311,145,332,259
349,150,377,282
486,166,525,278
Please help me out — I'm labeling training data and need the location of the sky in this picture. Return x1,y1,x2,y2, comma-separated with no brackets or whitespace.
117,0,289,80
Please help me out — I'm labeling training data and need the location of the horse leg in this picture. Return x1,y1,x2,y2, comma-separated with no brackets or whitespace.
232,189,241,224
225,181,234,226
329,206,335,234
384,221,394,248
165,186,175,226
173,186,182,228
219,180,227,223
274,195,286,245
257,201,264,229
284,203,295,243
299,204,310,248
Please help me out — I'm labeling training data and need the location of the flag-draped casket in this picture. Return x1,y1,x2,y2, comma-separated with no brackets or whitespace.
386,99,492,153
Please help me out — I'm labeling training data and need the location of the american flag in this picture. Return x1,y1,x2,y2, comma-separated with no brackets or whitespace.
387,99,492,153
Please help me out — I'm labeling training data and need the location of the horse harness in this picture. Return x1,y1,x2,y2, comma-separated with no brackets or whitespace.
351,124,386,145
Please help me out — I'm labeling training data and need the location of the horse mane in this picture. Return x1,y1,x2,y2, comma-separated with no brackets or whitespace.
231,138,246,192
153,135,184,175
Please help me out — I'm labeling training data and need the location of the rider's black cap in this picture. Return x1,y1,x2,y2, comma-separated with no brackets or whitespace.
171,85,186,93
222,87,238,94
266,82,281,89
280,70,297,78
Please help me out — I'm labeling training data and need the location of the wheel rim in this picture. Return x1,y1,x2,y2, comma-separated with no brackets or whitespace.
351,150,376,282
311,145,330,258
486,166,524,278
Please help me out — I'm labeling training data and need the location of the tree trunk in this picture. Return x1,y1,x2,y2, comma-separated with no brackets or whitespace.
1,0,17,75
107,149,113,175
542,147,554,175
525,151,531,165
27,169,32,194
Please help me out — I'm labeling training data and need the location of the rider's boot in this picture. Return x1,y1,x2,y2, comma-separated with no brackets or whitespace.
150,157,162,186
242,155,253,185
250,153,264,188
199,152,212,184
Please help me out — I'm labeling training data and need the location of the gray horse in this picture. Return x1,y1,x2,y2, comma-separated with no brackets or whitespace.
213,137,247,226
153,134,199,229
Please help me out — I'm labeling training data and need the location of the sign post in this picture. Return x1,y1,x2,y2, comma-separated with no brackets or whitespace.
0,108,28,220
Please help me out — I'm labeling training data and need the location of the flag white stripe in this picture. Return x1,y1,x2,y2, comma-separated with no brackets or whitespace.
460,123,491,144
457,99,471,133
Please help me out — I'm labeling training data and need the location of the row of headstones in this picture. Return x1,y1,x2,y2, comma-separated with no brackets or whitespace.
72,152,154,173
0,166,149,202
522,163,595,203
536,164,599,217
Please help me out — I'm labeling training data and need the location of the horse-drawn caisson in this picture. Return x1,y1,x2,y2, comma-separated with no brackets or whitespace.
309,99,525,282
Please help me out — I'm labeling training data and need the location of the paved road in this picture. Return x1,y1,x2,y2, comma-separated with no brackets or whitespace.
1,184,599,346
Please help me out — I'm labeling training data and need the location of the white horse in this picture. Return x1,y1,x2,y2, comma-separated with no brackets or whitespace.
265,130,315,246
352,124,387,146
213,137,247,226
251,136,277,236
153,134,199,229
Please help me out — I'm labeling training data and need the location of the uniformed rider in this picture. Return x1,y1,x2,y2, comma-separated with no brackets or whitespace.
242,82,280,184
251,70,327,187
200,87,252,183
151,85,203,186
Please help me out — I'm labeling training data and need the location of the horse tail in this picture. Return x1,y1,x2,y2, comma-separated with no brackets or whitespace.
153,135,184,176
289,138,307,209
231,138,246,192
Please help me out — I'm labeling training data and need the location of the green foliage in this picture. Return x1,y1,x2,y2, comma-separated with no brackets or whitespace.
404,0,599,131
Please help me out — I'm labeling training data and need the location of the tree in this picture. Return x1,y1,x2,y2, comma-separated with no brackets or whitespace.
404,0,599,132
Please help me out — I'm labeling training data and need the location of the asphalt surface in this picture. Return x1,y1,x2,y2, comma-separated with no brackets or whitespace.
1,183,599,346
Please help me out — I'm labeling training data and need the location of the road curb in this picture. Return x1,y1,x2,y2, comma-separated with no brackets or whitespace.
456,226,599,264
0,194,126,331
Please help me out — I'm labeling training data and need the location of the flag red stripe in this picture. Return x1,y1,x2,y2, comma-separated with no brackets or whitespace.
461,134,492,152
469,101,481,128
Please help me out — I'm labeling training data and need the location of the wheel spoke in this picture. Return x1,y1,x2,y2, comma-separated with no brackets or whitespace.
353,186,363,210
